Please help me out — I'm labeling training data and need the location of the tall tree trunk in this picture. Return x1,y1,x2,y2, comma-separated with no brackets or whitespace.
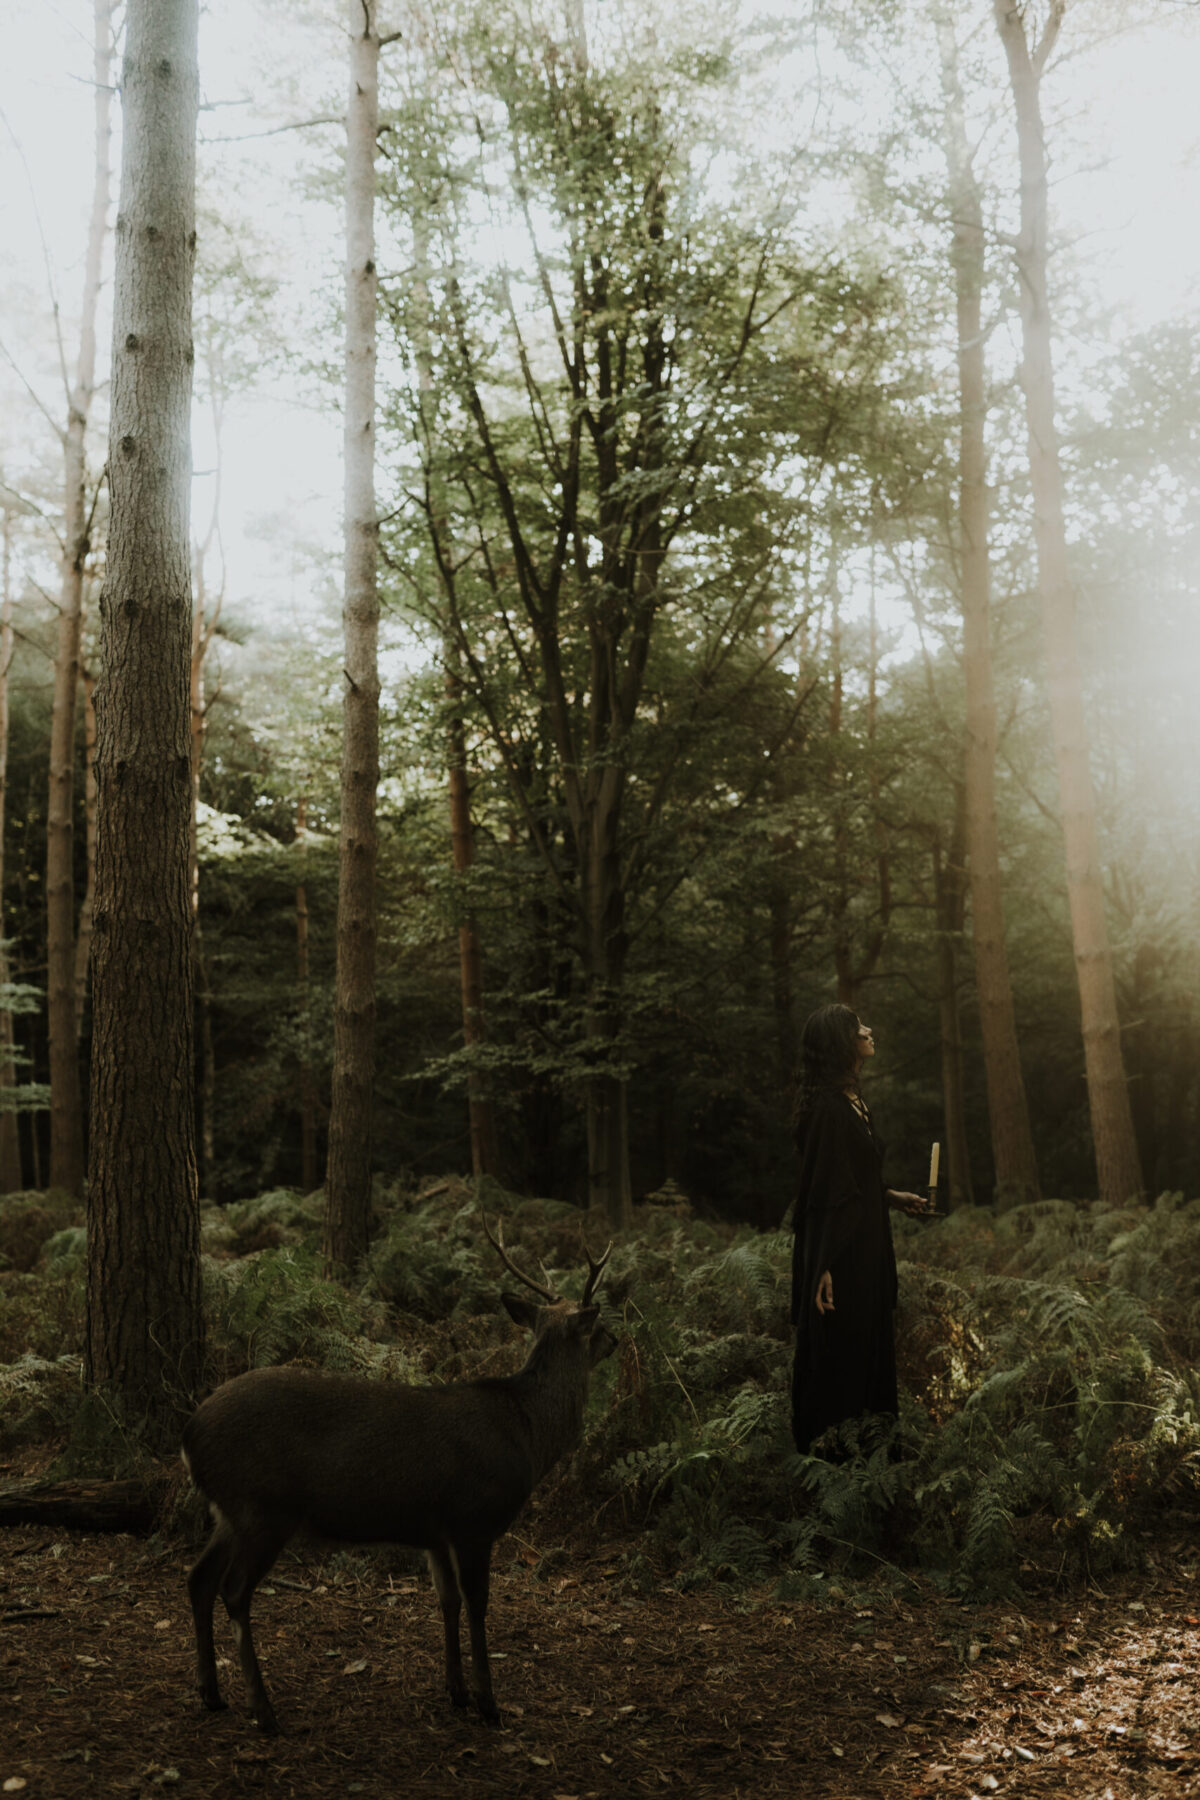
583,800,631,1226
831,570,890,1010
447,655,501,1179
85,0,204,1440
936,4,1040,1209
47,0,114,1196
73,664,98,1041
934,786,974,1208
323,0,381,1275
993,1,1143,1206
0,507,23,1191
412,210,501,1181
295,796,319,1192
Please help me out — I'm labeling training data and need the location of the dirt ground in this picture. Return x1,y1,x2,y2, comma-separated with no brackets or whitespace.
1,1521,1198,1800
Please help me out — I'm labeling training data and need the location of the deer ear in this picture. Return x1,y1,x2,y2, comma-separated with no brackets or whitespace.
501,1291,542,1331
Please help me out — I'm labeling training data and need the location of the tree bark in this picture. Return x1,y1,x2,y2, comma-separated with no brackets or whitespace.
0,1476,164,1534
85,0,204,1442
295,796,319,1192
73,665,98,1042
934,787,974,1208
993,0,1143,1206
936,5,1040,1207
0,507,23,1190
447,656,501,1179
47,0,114,1197
323,0,381,1275
413,213,501,1181
831,572,890,1010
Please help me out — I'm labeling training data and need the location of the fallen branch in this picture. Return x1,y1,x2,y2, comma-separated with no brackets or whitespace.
0,1477,165,1535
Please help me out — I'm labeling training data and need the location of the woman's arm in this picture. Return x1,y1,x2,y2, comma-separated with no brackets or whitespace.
886,1187,933,1217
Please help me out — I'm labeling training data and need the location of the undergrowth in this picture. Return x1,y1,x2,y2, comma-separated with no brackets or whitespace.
1,1179,1198,1599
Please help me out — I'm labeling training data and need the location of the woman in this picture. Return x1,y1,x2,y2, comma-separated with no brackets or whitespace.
790,1003,928,1454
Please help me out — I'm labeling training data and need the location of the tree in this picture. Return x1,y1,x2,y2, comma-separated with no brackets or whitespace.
85,0,205,1439
0,499,25,1191
383,3,891,1224
935,2,1040,1206
323,0,386,1273
992,0,1142,1205
46,0,115,1196
412,202,501,1181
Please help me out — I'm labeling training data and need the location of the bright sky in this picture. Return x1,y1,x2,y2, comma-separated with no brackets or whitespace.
1,0,1199,630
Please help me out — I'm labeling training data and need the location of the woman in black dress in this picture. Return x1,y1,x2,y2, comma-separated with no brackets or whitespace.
790,1004,929,1454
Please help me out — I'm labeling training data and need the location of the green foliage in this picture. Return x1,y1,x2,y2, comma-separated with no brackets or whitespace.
6,1178,1199,1605
203,1248,398,1383
587,1195,1200,1596
0,1352,81,1450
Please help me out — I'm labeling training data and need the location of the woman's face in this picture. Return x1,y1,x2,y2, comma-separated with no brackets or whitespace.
854,1021,876,1067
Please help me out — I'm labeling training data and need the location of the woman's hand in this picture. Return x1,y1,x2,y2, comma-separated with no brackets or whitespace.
888,1188,932,1217
815,1269,834,1314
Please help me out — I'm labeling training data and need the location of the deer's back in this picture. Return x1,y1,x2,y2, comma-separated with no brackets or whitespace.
183,1366,535,1549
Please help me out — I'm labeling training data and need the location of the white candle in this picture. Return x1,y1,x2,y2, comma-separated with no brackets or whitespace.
929,1142,940,1189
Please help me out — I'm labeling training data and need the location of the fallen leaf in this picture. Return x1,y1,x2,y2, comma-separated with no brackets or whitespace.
1015,1746,1035,1761
876,1713,903,1729
4,1783,28,1795
981,1777,1000,1793
342,1660,369,1676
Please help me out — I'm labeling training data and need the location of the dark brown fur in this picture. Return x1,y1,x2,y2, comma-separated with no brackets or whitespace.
183,1285,613,1732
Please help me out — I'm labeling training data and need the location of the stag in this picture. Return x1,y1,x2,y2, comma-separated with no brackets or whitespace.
182,1218,612,1732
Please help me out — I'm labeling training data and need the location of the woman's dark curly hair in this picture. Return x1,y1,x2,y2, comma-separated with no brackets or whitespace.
793,1003,861,1121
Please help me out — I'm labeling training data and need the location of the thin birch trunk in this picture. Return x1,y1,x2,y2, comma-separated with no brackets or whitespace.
47,0,114,1195
85,0,204,1438
936,4,1040,1209
0,507,22,1191
993,0,1143,1205
323,0,381,1274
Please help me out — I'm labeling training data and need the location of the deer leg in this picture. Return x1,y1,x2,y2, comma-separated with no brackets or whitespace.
219,1520,291,1735
427,1545,468,1709
454,1540,500,1725
188,1515,235,1712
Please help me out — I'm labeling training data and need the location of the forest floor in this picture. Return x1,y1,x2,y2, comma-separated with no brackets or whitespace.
1,1513,1198,1800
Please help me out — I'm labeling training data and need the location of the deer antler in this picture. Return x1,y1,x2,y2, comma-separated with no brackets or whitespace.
481,1212,560,1304
580,1236,612,1307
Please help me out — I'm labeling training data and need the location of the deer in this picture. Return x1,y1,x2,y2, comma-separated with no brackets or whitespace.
181,1217,613,1734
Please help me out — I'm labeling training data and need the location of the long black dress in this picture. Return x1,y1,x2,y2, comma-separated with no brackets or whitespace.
790,1087,899,1453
